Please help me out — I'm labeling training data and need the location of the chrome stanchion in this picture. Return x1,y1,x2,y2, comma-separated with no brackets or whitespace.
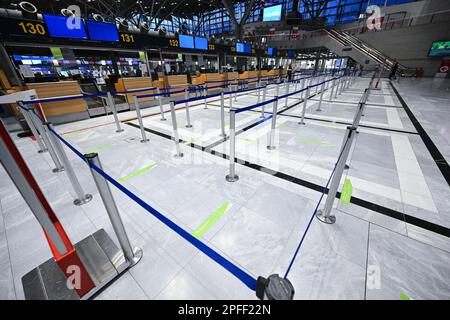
184,89,193,128
18,103,47,153
316,126,357,224
85,153,142,266
335,77,340,98
107,92,124,133
203,83,208,109
169,102,183,158
225,109,239,182
156,87,166,121
267,99,279,150
30,110,64,172
261,85,267,118
220,92,226,137
257,80,261,104
329,78,335,102
47,123,92,206
300,78,306,99
284,79,289,108
234,82,238,102
316,82,325,112
298,86,310,126
133,97,149,143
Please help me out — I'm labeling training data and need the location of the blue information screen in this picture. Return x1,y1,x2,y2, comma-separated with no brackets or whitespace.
237,42,252,53
86,20,119,42
194,36,208,50
268,47,276,56
263,4,283,22
179,35,195,49
44,14,88,39
288,50,295,58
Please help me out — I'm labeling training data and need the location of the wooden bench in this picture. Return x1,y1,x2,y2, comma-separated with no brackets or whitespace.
26,81,87,118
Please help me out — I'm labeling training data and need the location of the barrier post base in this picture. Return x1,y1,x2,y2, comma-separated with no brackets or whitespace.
73,193,93,206
38,149,48,154
315,209,336,224
140,139,149,143
21,228,142,300
256,274,294,300
185,124,193,128
116,129,124,133
52,167,65,173
267,145,276,151
225,174,239,182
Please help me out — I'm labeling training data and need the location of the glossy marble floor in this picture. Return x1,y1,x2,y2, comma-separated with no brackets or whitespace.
1,76,450,300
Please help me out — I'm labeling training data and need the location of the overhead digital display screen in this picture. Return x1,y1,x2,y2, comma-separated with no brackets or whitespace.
263,4,283,22
428,41,450,57
268,47,276,56
194,36,208,50
43,14,88,39
287,50,295,58
179,35,195,49
86,20,119,42
237,42,252,53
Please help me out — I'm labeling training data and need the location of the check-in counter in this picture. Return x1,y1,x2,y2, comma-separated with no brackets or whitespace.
239,71,258,79
260,70,269,78
267,69,280,77
224,72,239,82
114,76,157,109
164,74,189,97
26,81,89,123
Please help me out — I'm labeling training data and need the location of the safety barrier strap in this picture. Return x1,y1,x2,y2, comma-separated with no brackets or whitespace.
235,97,278,114
113,86,157,95
48,126,257,291
174,91,223,105
284,136,351,279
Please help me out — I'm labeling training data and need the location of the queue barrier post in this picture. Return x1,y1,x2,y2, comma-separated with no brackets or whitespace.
47,123,93,206
257,80,261,104
203,83,208,109
169,101,183,158
329,78,336,102
267,98,279,150
284,79,289,108
107,92,124,133
184,89,193,128
335,77,341,98
30,109,64,172
225,109,239,182
316,126,357,224
299,86,310,125
85,152,143,265
133,97,149,143
156,87,166,121
261,85,267,118
220,92,226,137
316,82,325,112
18,102,47,153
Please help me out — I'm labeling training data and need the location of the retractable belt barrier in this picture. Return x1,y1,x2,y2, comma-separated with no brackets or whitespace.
46,126,259,291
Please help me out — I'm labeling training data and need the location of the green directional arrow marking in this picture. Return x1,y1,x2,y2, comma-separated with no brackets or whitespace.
340,179,353,205
400,293,411,300
192,202,231,239
83,143,113,154
300,137,333,147
118,163,158,183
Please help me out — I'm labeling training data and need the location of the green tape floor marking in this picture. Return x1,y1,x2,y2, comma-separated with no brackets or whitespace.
118,163,158,183
83,143,113,154
340,179,353,205
184,136,202,145
400,293,411,300
300,137,333,147
192,202,231,239
238,137,257,144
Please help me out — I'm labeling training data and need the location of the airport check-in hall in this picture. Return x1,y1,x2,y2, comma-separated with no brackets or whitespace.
0,0,449,303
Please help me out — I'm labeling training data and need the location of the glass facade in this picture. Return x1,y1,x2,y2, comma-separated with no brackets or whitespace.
144,0,417,36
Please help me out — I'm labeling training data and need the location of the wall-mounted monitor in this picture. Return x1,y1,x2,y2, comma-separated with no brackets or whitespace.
287,50,295,58
86,20,119,42
179,35,195,49
194,36,208,50
268,47,276,56
263,4,283,22
428,41,450,57
237,42,251,53
43,14,88,39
